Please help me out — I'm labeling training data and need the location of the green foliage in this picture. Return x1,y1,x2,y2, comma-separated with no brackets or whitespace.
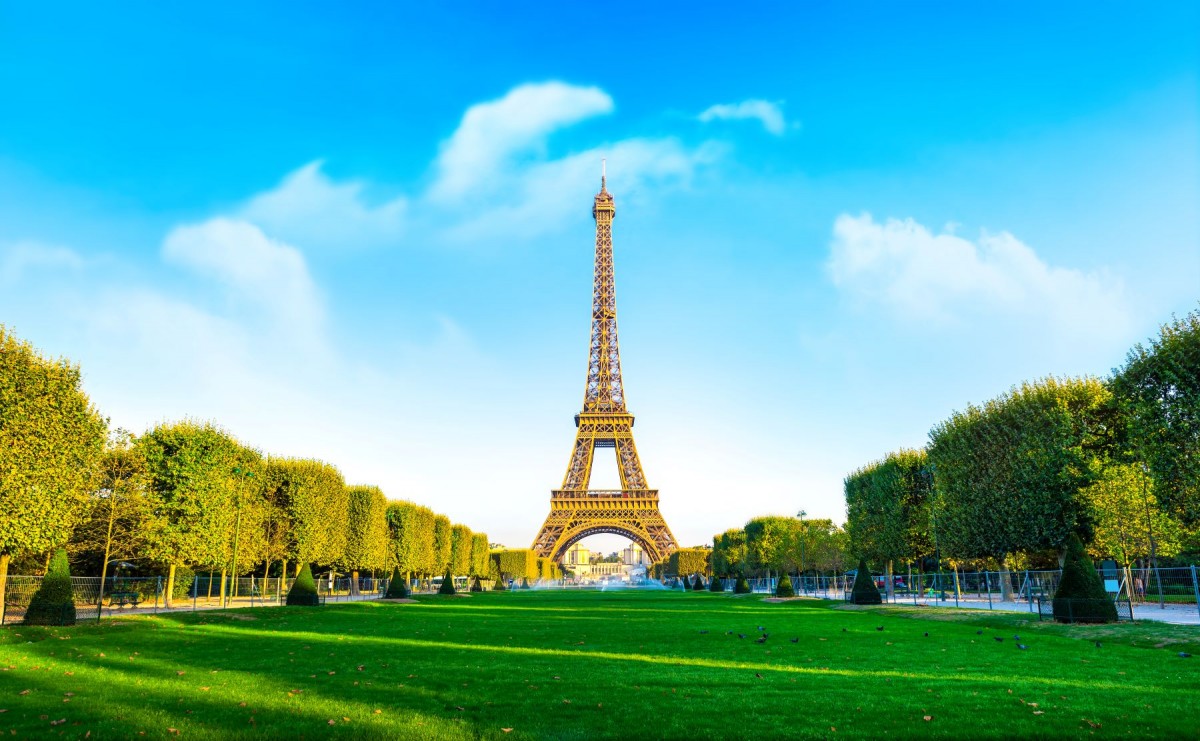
844,449,933,567
709,574,724,592
136,421,248,571
384,566,409,598
851,559,882,605
432,515,452,575
668,548,710,576
386,501,436,576
286,563,320,606
0,327,107,568
343,485,389,572
711,529,747,576
23,548,76,625
1084,463,1184,565
449,524,472,576
263,458,348,567
469,533,490,577
438,569,456,595
1110,309,1200,527
734,575,752,594
744,517,795,575
496,549,538,580
775,572,795,598
67,430,152,576
1053,535,1117,623
929,377,1113,562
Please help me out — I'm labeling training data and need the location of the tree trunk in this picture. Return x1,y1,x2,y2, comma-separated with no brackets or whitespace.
886,560,895,600
0,553,10,620
219,568,227,606
99,499,117,609
165,563,177,609
350,570,360,596
280,559,288,601
999,557,1015,602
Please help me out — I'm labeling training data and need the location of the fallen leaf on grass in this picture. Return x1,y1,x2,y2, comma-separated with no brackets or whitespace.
1033,711,1044,715
923,716,932,721
50,719,66,726
167,729,179,735
18,690,30,696
501,729,513,733
342,716,350,721
176,671,185,676
328,719,336,725
199,687,210,692
373,709,381,715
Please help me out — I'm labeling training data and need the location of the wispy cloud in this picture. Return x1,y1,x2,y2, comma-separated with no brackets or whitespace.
827,213,1129,337
0,241,85,284
698,99,789,136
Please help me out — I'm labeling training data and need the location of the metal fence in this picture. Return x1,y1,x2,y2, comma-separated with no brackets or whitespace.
713,565,1200,623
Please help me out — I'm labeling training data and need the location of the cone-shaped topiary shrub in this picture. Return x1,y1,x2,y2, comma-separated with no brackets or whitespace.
1053,534,1117,623
775,573,795,598
850,559,882,605
24,548,76,625
286,563,321,606
384,567,409,598
438,570,456,595
692,574,706,591
470,576,484,592
494,577,508,591
709,574,725,592
734,574,752,594
520,578,531,590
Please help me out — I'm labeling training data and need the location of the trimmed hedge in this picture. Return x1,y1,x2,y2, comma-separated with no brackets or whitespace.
286,563,321,606
1053,534,1117,624
384,566,409,598
775,573,795,598
668,548,710,577
709,574,725,592
850,559,882,605
438,569,456,595
494,549,539,581
24,548,76,626
734,575,752,594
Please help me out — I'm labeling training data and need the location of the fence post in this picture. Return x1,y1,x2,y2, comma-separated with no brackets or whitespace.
1191,565,1200,621
1025,570,1032,613
986,571,993,610
155,576,162,614
192,575,198,612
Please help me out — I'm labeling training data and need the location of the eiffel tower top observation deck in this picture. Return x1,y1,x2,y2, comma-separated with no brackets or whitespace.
530,165,679,563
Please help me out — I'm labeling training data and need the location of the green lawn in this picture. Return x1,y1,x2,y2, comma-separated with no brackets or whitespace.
2,591,1198,739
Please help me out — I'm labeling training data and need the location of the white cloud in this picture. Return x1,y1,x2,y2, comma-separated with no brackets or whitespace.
698,99,788,136
161,217,322,329
1,241,85,283
429,81,614,202
240,161,406,251
827,213,1129,335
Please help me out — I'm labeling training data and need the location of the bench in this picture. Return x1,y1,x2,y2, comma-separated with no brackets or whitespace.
107,591,143,608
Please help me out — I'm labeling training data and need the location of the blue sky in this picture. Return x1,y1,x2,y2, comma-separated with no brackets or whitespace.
1,3,1197,552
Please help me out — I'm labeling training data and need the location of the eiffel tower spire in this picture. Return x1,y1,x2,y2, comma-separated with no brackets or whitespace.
531,165,679,564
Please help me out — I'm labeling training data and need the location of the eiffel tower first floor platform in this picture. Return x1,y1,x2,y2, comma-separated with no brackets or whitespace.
531,489,679,564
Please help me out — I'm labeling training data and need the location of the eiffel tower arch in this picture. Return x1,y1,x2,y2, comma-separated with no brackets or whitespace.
531,167,679,564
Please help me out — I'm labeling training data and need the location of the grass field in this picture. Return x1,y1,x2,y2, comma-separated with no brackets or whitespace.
2,591,1198,739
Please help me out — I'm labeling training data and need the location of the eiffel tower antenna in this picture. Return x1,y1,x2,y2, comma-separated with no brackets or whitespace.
531,171,679,564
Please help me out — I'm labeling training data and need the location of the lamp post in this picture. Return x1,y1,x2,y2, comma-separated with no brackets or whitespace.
229,466,256,607
797,510,807,594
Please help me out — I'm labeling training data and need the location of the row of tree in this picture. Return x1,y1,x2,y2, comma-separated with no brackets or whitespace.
0,325,489,606
709,516,850,578
844,309,1199,591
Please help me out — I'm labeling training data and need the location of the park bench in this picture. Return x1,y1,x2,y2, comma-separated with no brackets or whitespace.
107,591,143,608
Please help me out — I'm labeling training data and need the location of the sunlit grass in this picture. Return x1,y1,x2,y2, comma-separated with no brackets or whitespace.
1,591,1197,739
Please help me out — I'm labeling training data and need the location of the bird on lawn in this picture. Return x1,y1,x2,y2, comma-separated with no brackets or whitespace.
1094,641,1102,649
755,672,763,679
756,636,768,644
726,631,733,635
790,638,799,644
757,626,765,631
699,630,708,634
738,634,746,639
1180,652,1193,658
994,637,1004,642
762,632,769,638
1013,635,1021,641
976,630,983,635
876,626,884,632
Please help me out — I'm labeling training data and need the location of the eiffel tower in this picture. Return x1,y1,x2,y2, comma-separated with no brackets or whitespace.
531,166,679,564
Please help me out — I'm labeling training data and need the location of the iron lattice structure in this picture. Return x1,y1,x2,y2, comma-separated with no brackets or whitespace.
531,173,679,564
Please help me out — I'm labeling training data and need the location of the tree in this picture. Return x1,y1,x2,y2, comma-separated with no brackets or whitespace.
449,524,473,577
844,449,933,595
850,559,882,605
775,573,795,598
1053,534,1117,623
0,326,107,608
343,485,389,588
744,517,794,576
469,532,490,577
263,458,349,575
384,566,409,598
712,529,747,576
432,515,452,576
137,421,248,607
1110,309,1200,528
929,377,1113,596
286,562,320,606
668,548,710,577
68,430,154,607
23,548,76,625
438,568,456,595
1084,463,1184,569
386,501,435,581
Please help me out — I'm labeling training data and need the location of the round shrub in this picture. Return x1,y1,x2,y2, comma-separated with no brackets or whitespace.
850,559,882,605
286,563,320,606
709,574,725,593
438,569,456,595
775,573,795,598
24,548,76,626
734,575,752,594
1053,534,1117,624
384,566,409,598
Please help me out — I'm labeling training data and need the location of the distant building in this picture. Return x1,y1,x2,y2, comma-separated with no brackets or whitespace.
562,542,648,583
